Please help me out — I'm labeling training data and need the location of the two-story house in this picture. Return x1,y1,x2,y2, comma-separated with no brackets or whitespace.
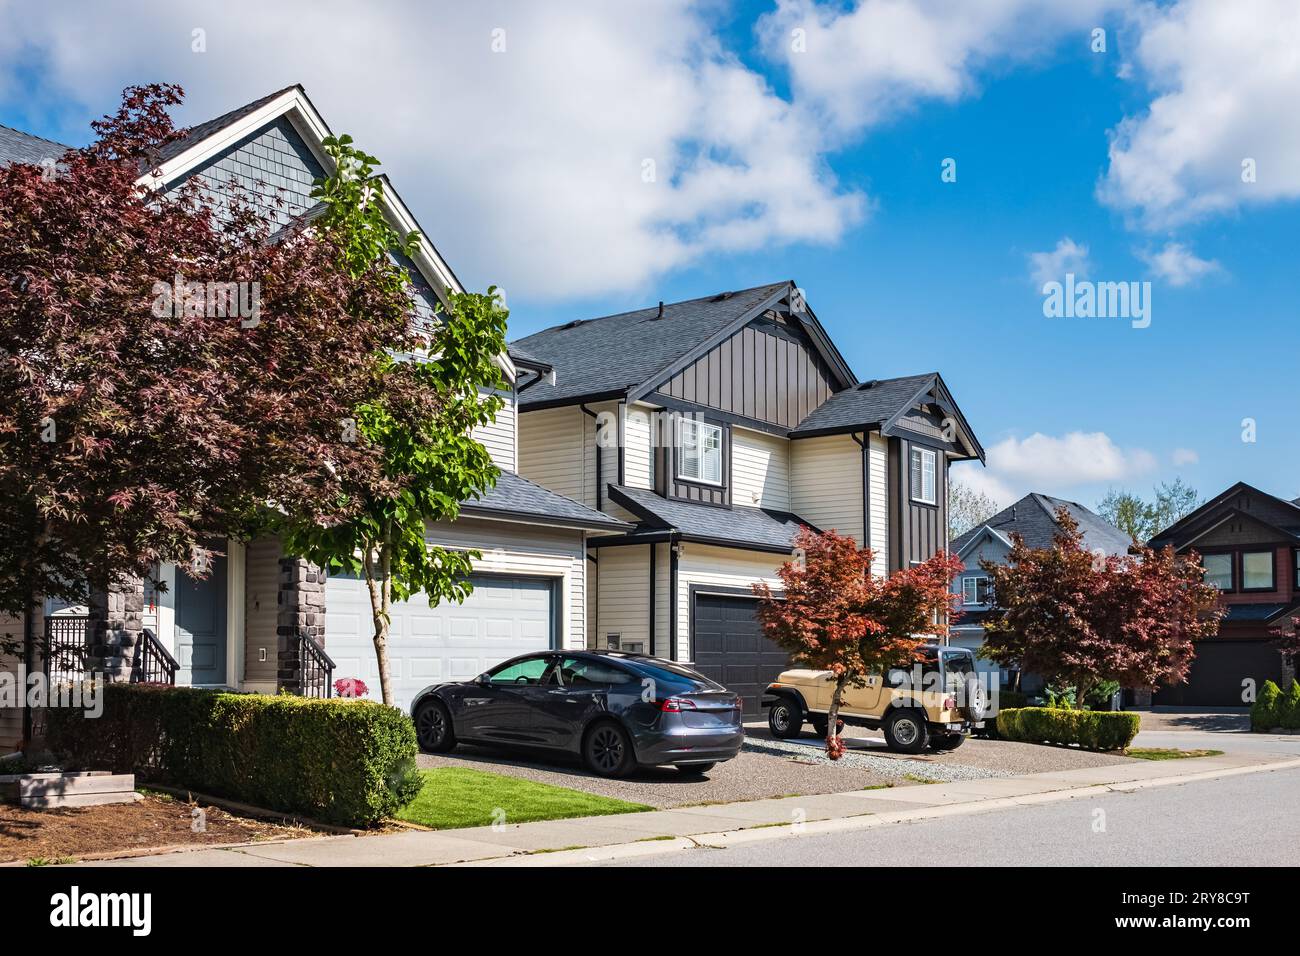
512,282,984,715
1146,482,1300,706
948,493,1133,693
1,86,628,749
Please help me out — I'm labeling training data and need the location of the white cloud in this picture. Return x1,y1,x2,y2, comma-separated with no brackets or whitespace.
1100,0,1300,228
986,431,1157,486
757,0,1127,138
1027,237,1091,287
1138,241,1221,287
1171,447,1199,466
0,1,864,300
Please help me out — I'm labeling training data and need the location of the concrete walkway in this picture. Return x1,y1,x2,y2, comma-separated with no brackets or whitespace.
75,747,1300,868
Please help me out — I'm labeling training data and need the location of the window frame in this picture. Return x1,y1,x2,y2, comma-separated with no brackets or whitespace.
1200,550,1235,592
961,575,991,606
910,446,937,505
675,418,724,486
1240,549,1276,593
1295,549,1300,591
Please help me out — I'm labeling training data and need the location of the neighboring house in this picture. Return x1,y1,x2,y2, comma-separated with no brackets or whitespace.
1146,482,1300,706
0,86,627,750
948,493,1133,692
511,283,984,714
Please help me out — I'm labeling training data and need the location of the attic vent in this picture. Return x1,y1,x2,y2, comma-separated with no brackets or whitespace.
710,290,735,302
653,300,665,319
857,380,878,390
561,318,586,330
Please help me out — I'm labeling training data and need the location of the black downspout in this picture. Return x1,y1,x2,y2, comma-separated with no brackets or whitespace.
669,535,679,661
648,543,656,658
581,404,602,511
851,432,869,551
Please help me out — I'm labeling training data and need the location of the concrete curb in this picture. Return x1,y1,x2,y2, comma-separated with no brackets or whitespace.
448,755,1300,867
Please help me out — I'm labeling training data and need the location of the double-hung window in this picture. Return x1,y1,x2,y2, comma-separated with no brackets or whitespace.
910,447,937,504
677,419,723,485
961,575,992,605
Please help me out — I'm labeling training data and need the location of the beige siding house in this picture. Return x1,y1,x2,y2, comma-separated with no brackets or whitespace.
513,281,983,715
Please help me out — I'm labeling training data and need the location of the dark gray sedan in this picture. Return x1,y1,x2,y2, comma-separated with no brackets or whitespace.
409,650,744,778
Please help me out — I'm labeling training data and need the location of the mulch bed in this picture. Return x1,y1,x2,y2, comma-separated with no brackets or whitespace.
0,791,311,864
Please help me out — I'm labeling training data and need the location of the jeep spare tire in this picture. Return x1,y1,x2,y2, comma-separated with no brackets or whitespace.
964,675,988,723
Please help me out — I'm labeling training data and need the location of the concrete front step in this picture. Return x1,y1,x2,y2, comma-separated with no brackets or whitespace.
1,771,139,808
20,790,143,809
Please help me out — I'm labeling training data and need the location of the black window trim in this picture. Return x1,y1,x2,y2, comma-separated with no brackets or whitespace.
1239,548,1277,593
1199,548,1236,593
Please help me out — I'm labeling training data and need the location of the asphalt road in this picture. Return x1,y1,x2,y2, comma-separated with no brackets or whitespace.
595,765,1300,867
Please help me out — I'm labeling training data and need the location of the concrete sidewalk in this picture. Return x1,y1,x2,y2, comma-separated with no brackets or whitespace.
75,749,1300,868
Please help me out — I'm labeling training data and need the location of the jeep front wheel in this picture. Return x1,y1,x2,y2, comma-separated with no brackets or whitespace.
767,698,803,739
883,709,929,754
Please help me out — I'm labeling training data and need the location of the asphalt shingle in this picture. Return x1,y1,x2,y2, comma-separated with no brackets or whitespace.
462,471,629,531
953,492,1133,556
788,373,935,436
511,282,790,407
0,124,70,167
609,484,810,552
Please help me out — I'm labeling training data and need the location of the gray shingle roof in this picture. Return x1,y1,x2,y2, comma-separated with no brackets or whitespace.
154,86,302,166
1223,602,1298,624
511,282,790,408
609,484,812,553
461,471,629,531
789,373,935,436
953,492,1133,556
0,124,70,167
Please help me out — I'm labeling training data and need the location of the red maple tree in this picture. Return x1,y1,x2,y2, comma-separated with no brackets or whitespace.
753,528,962,758
980,509,1224,705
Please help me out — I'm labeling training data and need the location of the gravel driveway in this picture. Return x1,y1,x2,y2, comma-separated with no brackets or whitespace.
416,725,1133,809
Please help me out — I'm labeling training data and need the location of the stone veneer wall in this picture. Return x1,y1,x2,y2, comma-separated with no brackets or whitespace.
276,557,326,694
85,578,144,682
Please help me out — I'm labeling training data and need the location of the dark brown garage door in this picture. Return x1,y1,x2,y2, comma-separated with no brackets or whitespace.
693,593,789,717
1154,639,1286,707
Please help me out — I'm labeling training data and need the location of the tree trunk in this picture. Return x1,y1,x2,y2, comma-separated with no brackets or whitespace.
362,537,395,707
826,673,848,760
1075,677,1094,711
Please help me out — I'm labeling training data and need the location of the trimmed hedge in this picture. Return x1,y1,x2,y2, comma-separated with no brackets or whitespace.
1253,679,1300,732
996,706,1140,751
45,684,420,827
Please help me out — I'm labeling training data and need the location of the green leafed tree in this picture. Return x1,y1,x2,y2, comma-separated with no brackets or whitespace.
280,135,508,706
948,478,1001,540
1097,478,1201,544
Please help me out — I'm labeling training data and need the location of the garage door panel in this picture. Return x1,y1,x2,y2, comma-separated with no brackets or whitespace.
1155,638,1285,707
694,593,789,717
324,573,554,711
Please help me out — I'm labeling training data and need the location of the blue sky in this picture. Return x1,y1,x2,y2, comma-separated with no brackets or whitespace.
2,0,1296,512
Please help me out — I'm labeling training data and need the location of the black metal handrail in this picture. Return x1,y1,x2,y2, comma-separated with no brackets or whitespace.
43,614,90,683
132,626,179,685
299,633,336,698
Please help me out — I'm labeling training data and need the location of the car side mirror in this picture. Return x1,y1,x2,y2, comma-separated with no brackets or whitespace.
475,673,490,686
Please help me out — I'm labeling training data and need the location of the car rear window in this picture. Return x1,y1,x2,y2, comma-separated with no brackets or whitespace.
625,659,723,692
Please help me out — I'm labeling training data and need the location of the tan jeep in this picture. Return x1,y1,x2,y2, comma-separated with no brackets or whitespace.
761,644,988,754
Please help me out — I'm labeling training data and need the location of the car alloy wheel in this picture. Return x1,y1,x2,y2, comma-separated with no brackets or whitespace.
893,716,919,745
588,725,625,774
415,701,453,752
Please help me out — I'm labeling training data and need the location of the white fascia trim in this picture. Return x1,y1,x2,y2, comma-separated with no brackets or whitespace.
137,87,327,192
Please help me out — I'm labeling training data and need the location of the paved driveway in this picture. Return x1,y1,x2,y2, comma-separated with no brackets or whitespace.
1136,707,1250,733
417,723,1132,809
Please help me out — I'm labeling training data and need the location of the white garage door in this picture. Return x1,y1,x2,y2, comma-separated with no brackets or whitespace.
324,573,556,710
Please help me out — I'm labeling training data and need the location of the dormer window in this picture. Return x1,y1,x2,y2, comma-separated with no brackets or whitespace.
910,447,937,505
677,419,722,485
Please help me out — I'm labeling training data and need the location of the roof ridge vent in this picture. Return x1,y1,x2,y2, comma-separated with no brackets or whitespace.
710,290,735,302
857,379,877,390
561,318,586,330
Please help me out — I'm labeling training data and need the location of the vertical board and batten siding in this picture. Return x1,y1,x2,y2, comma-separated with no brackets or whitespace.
675,545,784,663
243,536,282,688
869,432,889,577
731,427,791,511
594,546,651,653
622,403,655,490
790,434,864,542
517,404,587,504
656,316,839,429
472,387,518,472
424,518,587,651
888,433,949,571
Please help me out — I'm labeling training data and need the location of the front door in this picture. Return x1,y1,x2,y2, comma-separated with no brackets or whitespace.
175,552,228,686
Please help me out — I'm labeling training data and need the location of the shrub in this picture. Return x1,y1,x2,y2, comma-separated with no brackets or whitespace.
995,707,1140,751
1252,680,1282,731
1281,680,1300,731
45,684,420,827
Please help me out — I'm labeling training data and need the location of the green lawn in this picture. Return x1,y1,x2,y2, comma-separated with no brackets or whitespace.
395,768,651,830
1125,748,1224,761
